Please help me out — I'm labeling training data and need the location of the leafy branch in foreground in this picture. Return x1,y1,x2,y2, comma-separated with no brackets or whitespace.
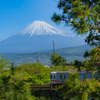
84,48,100,73
52,0,100,47
58,73,100,100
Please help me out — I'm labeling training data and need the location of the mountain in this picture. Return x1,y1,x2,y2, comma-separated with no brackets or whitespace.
1,45,94,66
0,20,85,53
21,20,67,36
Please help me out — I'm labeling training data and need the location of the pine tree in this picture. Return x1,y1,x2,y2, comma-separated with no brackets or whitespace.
52,0,100,47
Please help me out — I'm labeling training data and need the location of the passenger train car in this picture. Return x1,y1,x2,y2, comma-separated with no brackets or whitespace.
50,71,99,85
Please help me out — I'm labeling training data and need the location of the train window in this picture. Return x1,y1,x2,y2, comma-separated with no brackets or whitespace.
91,74,94,79
87,74,91,79
66,74,69,78
63,75,65,79
94,74,98,79
60,75,63,79
84,75,87,79
79,74,86,79
53,75,55,79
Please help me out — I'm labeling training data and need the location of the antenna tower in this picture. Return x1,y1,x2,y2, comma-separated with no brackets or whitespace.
53,40,55,54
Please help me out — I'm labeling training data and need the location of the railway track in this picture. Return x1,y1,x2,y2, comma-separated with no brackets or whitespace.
30,86,57,90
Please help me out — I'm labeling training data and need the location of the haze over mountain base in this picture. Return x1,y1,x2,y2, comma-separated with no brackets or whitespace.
1,45,93,66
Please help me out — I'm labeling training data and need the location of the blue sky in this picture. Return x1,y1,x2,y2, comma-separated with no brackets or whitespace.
0,0,84,41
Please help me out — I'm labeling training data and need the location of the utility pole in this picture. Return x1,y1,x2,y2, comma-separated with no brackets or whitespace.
53,40,55,54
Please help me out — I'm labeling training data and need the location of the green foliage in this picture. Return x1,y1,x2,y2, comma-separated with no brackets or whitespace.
0,56,10,70
16,63,51,85
9,77,32,100
50,53,66,66
84,50,89,58
58,73,100,100
84,47,100,72
52,65,68,71
0,68,33,100
74,60,83,71
0,55,100,100
52,0,100,47
0,57,36,99
0,72,11,99
34,96,48,100
69,61,74,65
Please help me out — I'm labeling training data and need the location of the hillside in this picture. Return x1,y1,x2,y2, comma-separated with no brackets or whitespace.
1,45,94,66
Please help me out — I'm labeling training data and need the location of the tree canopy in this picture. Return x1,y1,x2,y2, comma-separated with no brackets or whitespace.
84,48,100,73
58,73,100,100
50,53,66,66
52,0,100,47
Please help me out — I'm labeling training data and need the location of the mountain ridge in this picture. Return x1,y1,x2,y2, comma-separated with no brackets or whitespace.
1,44,94,66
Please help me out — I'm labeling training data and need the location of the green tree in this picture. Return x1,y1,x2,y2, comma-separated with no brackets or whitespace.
74,60,83,71
0,56,10,99
0,56,35,100
50,53,66,66
16,63,51,85
8,70,33,100
84,48,100,73
52,0,100,47
69,61,74,65
84,50,90,58
0,72,11,99
0,56,10,70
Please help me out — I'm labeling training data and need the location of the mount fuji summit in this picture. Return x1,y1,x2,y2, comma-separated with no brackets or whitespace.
0,20,85,53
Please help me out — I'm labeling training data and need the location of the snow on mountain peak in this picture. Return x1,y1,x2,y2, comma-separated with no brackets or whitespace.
21,20,67,36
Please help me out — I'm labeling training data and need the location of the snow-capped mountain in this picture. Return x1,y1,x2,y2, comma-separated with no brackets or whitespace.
21,20,67,36
0,20,85,53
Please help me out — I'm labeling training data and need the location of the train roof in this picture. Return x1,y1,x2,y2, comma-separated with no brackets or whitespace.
50,71,97,74
50,71,71,74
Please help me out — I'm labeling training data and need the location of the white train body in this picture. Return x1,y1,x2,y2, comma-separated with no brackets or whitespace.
50,72,70,85
50,71,99,85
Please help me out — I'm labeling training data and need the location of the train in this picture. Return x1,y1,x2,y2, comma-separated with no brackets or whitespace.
50,71,99,86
